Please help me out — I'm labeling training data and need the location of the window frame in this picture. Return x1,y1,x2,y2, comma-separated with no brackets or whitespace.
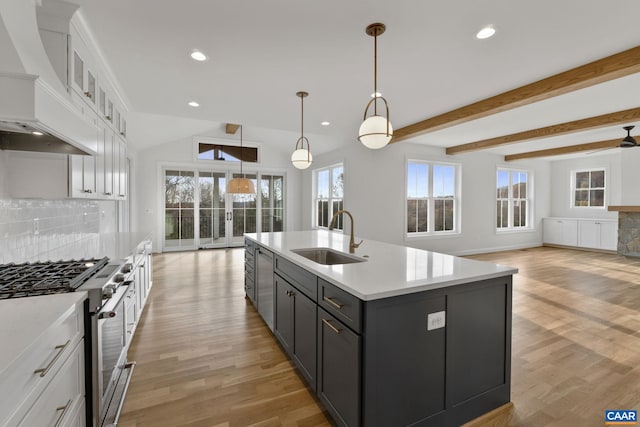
496,167,533,233
312,163,344,231
571,168,606,209
405,159,461,239
193,136,262,165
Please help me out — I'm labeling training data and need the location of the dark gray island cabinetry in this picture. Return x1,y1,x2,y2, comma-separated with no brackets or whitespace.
244,231,517,427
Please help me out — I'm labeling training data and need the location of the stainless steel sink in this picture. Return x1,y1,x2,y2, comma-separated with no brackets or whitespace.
291,248,367,265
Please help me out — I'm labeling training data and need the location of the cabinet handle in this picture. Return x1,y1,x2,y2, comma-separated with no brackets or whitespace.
119,194,126,197
34,340,70,377
322,318,342,334
323,296,344,309
84,91,93,99
286,290,295,297
104,192,112,196
54,399,73,427
83,189,93,193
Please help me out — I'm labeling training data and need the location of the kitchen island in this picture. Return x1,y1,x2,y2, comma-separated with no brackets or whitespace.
245,230,517,427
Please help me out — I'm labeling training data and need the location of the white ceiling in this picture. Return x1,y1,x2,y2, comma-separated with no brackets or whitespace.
76,0,640,159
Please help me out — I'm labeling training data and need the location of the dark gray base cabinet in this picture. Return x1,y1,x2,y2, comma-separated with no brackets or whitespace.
274,273,317,389
244,241,256,304
317,308,361,427
245,241,512,427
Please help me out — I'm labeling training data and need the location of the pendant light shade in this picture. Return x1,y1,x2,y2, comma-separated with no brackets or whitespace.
291,91,312,169
358,23,393,150
227,125,255,194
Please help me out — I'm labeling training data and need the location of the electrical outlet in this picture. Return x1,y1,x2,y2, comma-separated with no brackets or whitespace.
33,218,39,235
427,311,446,331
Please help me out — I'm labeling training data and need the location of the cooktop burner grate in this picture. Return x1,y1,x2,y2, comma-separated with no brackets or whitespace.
0,257,109,299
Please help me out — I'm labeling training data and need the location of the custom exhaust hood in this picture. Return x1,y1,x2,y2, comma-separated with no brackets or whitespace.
0,0,99,156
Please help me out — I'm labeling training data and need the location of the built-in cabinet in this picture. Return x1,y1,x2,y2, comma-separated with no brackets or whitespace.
0,294,87,427
245,238,511,427
543,217,617,251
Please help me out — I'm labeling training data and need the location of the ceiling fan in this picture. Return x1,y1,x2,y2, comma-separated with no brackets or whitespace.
620,125,638,147
587,125,638,155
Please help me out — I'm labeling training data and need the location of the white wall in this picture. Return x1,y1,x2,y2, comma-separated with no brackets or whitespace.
133,128,304,252
302,142,551,256
548,152,621,220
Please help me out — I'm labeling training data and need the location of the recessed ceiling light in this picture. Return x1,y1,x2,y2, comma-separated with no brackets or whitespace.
188,101,200,107
32,131,43,136
190,50,207,61
476,26,496,40
321,121,330,126
370,92,382,98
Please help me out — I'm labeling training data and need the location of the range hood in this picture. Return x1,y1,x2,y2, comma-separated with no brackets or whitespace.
0,0,99,156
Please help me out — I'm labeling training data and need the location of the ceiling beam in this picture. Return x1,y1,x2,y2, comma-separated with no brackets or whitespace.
503,137,628,161
225,123,240,134
392,45,640,143
445,107,640,155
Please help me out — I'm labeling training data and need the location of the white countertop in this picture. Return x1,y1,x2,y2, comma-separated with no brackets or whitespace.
0,292,86,370
245,231,518,301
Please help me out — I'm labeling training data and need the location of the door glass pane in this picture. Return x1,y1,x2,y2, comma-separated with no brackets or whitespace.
199,172,226,245
232,174,257,241
87,71,96,103
164,170,195,248
73,51,83,88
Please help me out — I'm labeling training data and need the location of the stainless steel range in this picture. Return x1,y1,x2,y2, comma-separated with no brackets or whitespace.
0,256,136,427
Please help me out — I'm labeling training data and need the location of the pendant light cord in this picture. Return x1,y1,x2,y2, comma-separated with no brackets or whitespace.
374,32,377,116
301,95,304,140
240,124,244,177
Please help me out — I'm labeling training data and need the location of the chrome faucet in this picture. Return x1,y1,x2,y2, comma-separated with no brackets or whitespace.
329,210,363,254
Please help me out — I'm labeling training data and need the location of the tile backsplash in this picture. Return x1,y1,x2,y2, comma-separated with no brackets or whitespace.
0,198,116,263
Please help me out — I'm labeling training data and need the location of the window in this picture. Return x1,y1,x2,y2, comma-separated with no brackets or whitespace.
573,169,605,207
314,164,343,230
497,169,530,230
406,161,458,235
197,142,259,163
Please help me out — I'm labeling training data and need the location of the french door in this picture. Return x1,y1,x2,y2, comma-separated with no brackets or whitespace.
164,169,284,251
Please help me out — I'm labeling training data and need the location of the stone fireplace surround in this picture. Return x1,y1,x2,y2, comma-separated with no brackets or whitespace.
608,206,640,257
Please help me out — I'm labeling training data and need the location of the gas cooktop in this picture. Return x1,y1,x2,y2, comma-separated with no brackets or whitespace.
0,257,109,299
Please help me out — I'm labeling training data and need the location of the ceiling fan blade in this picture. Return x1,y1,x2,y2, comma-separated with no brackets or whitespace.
586,146,616,155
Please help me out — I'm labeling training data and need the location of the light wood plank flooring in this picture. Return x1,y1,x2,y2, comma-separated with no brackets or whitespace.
119,246,640,427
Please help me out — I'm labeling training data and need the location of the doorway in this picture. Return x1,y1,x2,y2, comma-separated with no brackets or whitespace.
163,169,284,251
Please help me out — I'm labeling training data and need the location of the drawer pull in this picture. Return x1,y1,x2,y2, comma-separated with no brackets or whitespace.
54,399,73,427
323,296,344,309
34,340,71,377
322,318,342,334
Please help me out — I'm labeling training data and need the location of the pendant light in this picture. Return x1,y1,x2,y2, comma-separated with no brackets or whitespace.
358,23,393,150
291,91,313,169
227,125,255,194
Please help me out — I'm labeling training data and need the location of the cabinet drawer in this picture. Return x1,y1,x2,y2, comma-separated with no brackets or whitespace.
274,255,317,301
319,279,362,333
17,340,85,427
0,300,84,426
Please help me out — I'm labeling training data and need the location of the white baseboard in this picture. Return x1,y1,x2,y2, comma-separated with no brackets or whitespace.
450,242,543,256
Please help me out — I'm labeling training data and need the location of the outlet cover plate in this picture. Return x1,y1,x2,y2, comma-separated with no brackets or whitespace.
427,311,446,331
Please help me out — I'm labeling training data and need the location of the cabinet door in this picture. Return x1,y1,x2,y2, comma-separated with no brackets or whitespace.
578,220,599,249
292,289,317,390
69,155,95,197
95,127,105,196
117,139,127,199
317,308,360,427
600,221,618,251
543,219,563,245
274,276,293,353
561,220,578,246
103,127,115,197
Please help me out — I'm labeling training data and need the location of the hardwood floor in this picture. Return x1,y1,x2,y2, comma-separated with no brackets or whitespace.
119,246,640,427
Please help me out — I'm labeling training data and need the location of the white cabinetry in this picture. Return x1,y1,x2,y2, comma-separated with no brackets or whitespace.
578,219,618,251
70,154,96,197
0,293,87,427
544,217,617,252
542,218,578,246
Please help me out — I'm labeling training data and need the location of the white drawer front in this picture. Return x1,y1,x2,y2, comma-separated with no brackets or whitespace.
17,340,85,427
0,301,84,426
